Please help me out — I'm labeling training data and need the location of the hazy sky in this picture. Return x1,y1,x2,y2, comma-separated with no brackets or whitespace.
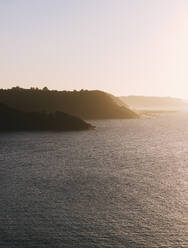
1,0,188,98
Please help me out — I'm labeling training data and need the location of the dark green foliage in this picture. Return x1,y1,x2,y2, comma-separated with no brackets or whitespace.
0,88,139,119
0,103,92,131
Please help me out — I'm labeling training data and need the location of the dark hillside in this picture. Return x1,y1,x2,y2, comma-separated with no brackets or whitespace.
0,103,92,131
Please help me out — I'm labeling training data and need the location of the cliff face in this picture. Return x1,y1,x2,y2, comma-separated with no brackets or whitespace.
0,103,92,131
0,88,139,119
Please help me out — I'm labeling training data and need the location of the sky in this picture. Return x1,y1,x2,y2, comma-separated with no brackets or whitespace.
1,0,188,98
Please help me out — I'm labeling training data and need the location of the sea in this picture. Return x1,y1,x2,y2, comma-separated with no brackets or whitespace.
0,113,187,248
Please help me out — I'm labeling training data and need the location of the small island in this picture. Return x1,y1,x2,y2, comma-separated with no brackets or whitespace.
0,103,93,131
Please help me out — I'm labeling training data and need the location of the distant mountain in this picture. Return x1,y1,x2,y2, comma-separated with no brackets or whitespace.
0,103,92,131
120,96,188,110
0,88,139,119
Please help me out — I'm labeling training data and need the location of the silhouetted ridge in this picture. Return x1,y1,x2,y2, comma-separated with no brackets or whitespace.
0,88,138,119
0,103,92,131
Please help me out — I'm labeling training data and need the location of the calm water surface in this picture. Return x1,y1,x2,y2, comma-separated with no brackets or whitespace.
0,113,187,247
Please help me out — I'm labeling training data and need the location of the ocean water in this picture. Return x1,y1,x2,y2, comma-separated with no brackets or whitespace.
0,113,187,248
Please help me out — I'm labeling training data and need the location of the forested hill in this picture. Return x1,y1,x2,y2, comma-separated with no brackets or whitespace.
0,88,138,119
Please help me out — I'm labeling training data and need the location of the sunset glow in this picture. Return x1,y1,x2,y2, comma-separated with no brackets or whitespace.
1,0,188,98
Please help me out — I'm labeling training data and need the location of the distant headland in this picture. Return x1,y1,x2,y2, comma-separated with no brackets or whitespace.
120,95,188,110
